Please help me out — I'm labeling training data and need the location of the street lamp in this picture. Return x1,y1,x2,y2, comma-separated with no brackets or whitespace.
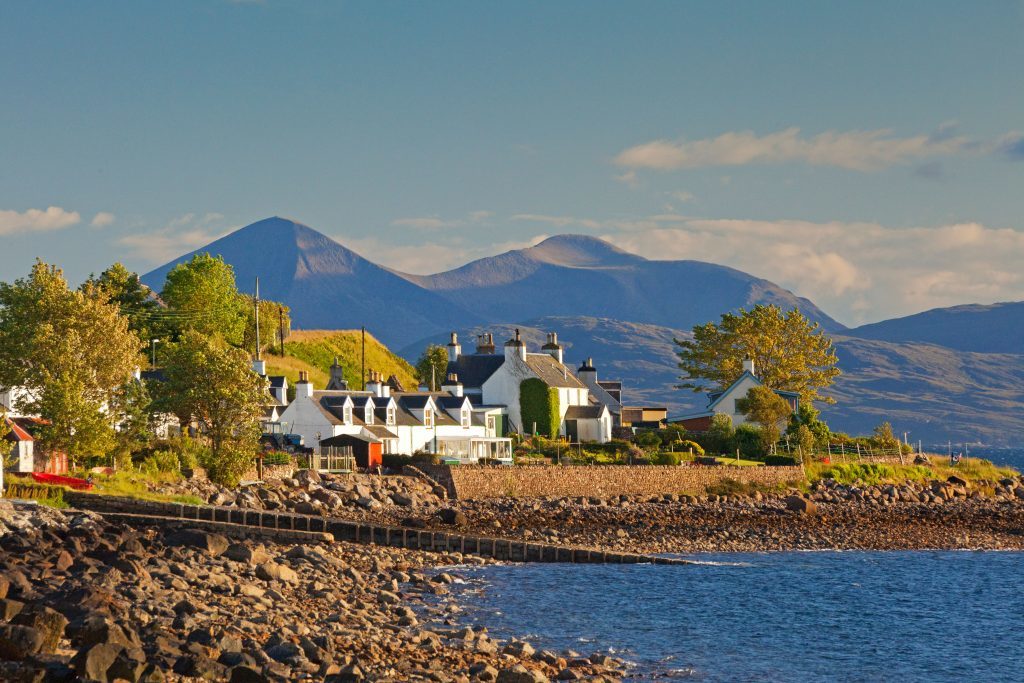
150,339,161,370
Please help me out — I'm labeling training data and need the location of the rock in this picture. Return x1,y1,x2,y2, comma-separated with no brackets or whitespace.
785,495,817,515
230,665,269,683
391,493,415,507
12,606,67,654
0,624,43,660
947,475,968,487
294,469,322,487
225,544,272,566
437,508,467,526
294,501,321,516
255,562,299,584
497,664,549,683
502,640,536,658
72,642,124,680
470,662,499,681
164,530,229,556
0,599,25,622
265,640,303,663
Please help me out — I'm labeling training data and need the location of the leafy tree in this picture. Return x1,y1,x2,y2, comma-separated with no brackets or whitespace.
786,402,832,447
415,344,449,391
795,424,816,459
703,413,735,455
155,331,266,486
731,424,763,459
83,263,168,348
0,261,142,467
160,253,247,345
0,411,12,469
735,385,794,451
871,421,901,451
675,304,840,405
111,378,153,459
634,430,662,449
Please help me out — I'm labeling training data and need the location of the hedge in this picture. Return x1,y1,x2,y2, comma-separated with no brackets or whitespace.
519,378,560,438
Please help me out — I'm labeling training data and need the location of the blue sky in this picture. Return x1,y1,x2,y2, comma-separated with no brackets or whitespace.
1,1,1022,324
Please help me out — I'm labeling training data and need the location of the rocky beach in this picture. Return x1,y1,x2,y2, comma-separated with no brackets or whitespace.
0,499,625,682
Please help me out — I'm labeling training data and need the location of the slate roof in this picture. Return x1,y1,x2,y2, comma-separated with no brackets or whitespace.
563,405,607,420
445,355,505,389
524,354,585,389
364,425,399,440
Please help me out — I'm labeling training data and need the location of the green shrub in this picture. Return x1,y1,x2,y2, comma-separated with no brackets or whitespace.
634,430,662,449
676,440,705,456
731,424,763,459
262,451,293,466
763,455,800,466
653,451,683,466
139,449,181,476
519,379,560,438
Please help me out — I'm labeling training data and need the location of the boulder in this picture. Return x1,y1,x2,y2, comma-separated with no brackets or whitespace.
230,665,269,683
164,530,229,557
785,495,817,515
947,475,968,487
293,469,322,487
12,606,67,654
437,508,467,526
0,599,24,623
72,642,124,680
497,664,549,683
255,562,299,584
225,544,271,566
0,624,43,660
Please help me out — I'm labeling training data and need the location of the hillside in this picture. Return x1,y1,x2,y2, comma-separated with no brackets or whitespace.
141,217,481,349
403,235,843,333
264,329,418,391
849,301,1024,354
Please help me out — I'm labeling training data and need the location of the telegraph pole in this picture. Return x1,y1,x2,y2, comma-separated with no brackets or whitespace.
361,326,366,390
278,306,286,356
254,277,261,361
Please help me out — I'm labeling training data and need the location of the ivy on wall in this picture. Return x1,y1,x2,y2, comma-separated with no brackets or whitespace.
519,378,560,437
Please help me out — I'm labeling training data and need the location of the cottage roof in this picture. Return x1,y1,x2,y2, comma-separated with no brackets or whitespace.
320,432,381,446
563,405,607,420
524,354,586,389
363,425,399,440
3,417,32,442
445,355,505,389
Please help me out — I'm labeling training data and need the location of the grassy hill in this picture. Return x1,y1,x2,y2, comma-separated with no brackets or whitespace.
264,329,418,391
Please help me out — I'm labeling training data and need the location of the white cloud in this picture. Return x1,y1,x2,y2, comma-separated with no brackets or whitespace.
90,211,116,227
599,216,1024,324
117,213,231,264
0,206,81,235
615,126,975,172
391,211,494,231
668,190,696,203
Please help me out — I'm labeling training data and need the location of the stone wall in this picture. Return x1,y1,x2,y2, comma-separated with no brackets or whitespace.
417,464,806,500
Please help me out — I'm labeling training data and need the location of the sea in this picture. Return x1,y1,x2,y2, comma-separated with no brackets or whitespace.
450,551,1024,681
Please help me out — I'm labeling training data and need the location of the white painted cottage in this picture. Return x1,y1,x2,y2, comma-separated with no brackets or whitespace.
675,359,800,431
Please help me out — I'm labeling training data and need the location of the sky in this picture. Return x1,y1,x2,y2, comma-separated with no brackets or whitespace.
1,0,1023,326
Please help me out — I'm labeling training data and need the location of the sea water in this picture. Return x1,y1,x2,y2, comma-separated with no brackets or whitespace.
450,551,1024,681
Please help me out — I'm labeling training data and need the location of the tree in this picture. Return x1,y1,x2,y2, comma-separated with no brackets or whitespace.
786,402,831,447
83,263,167,348
704,413,735,455
735,386,794,452
0,261,142,467
871,421,900,452
110,379,153,459
155,331,266,486
160,254,247,345
675,305,840,405
795,424,816,459
415,344,449,391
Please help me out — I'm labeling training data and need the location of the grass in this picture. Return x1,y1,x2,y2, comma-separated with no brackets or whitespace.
265,329,418,390
70,470,204,506
806,456,1018,487
3,481,69,508
713,456,764,467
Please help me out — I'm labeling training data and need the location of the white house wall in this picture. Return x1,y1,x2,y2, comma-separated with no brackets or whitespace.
715,375,762,427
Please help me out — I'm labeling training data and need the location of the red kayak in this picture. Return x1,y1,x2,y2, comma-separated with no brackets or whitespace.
30,472,94,491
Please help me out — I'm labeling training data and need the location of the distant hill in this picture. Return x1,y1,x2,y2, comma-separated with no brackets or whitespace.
265,329,418,391
403,235,843,333
848,301,1024,354
140,217,481,349
403,318,1024,446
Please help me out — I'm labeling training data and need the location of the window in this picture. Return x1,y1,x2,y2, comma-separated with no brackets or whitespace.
343,405,352,424
387,407,396,425
461,409,470,428
487,415,496,435
424,409,433,428
365,407,373,425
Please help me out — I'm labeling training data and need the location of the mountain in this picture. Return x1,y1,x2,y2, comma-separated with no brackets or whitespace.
140,217,481,349
848,301,1024,354
402,235,844,333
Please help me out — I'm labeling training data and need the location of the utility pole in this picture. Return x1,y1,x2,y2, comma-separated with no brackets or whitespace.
361,326,366,391
254,277,261,361
278,306,286,356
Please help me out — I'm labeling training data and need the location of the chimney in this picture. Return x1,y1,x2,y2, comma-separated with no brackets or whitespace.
442,373,464,398
476,332,496,355
252,358,266,376
447,332,462,362
366,370,384,398
504,328,527,362
577,357,597,389
541,332,563,364
296,370,313,399
327,356,348,390
743,358,756,376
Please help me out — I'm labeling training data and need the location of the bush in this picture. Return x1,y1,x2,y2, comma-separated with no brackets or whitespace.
138,449,181,477
262,451,293,466
675,440,705,456
200,443,257,487
731,424,763,459
653,451,683,466
634,430,662,449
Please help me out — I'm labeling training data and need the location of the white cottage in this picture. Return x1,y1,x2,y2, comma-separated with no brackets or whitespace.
675,359,799,431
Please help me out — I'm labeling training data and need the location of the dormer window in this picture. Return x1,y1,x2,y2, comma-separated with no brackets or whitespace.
387,407,396,425
343,405,353,424
365,407,373,425
424,408,433,428
461,409,470,428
